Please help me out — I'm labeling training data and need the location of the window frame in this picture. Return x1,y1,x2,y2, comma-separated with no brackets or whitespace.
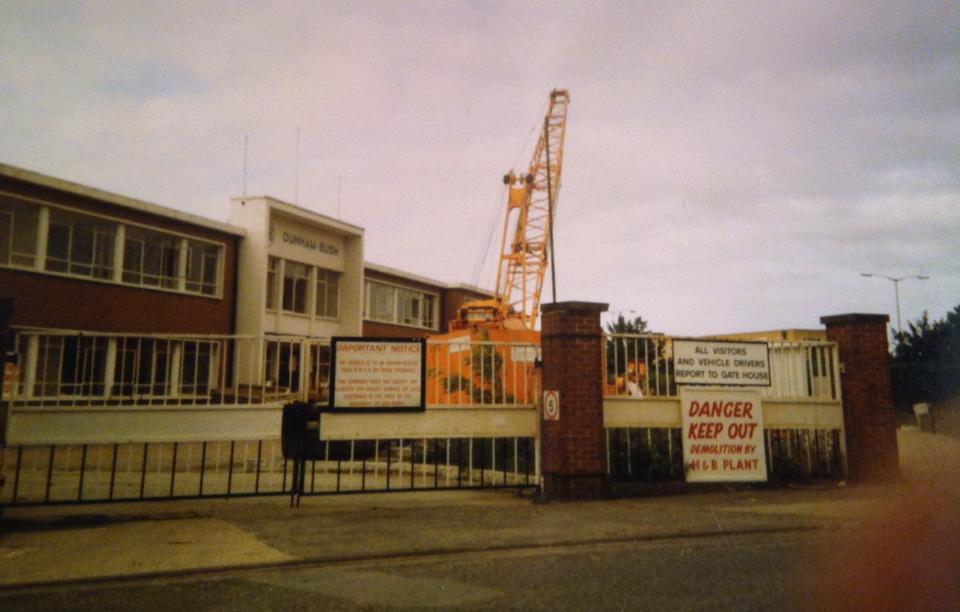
363,279,439,331
0,192,226,299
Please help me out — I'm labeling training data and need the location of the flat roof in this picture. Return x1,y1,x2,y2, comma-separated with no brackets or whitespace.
364,261,492,295
237,195,364,237
0,162,246,237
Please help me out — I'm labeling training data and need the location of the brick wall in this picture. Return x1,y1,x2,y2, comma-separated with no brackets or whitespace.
540,301,608,499
821,313,900,482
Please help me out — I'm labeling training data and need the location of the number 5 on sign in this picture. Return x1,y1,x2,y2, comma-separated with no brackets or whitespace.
543,390,560,421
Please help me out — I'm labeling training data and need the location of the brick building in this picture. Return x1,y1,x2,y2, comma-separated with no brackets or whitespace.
362,262,490,338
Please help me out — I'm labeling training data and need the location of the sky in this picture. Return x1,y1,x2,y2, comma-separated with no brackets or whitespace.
2,1,958,336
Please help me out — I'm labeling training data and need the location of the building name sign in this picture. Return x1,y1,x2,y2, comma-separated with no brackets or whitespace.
281,231,340,256
673,340,770,387
329,338,426,412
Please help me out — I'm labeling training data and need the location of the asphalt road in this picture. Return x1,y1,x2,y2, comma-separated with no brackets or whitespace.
1,529,831,611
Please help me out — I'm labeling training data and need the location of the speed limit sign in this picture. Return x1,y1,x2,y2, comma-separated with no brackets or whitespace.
543,390,560,421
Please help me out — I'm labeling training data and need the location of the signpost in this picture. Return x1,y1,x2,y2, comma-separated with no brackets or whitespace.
329,338,426,412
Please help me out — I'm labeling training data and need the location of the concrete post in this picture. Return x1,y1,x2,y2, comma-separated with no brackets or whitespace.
820,313,900,482
540,301,608,499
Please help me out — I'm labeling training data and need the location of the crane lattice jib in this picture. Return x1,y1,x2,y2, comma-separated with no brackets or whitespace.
494,89,569,330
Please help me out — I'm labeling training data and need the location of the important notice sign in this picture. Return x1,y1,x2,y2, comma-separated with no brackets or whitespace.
673,340,770,387
681,388,767,482
330,338,426,411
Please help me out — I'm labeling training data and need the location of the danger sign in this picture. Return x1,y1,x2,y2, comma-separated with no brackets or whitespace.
543,390,560,421
680,387,767,482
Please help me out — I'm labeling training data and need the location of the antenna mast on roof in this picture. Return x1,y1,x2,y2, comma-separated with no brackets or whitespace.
294,127,300,204
242,135,248,197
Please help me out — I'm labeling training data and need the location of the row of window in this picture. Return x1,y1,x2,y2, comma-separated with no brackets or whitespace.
266,256,340,319
0,196,222,296
11,333,332,402
363,280,438,330
16,335,218,399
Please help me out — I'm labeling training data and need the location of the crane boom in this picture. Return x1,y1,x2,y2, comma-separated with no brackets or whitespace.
448,89,569,333
494,89,570,330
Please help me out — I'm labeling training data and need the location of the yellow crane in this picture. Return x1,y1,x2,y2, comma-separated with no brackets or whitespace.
452,89,570,332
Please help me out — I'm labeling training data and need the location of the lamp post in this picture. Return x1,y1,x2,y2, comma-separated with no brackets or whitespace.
860,273,929,337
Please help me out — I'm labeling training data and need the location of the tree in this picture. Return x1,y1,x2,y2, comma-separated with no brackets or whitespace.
890,304,960,411
605,314,650,336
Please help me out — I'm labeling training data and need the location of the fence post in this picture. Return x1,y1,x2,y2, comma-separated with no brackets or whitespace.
0,297,12,445
820,313,899,482
540,301,608,499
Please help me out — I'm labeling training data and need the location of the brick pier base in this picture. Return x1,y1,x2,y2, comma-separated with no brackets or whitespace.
540,301,608,500
821,313,900,482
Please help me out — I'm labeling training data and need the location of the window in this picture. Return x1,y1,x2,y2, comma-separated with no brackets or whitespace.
266,256,279,310
123,226,180,289
114,337,171,397
185,240,220,296
282,260,310,314
46,209,115,279
315,268,340,318
367,282,396,322
264,340,301,392
0,197,38,268
31,335,108,397
364,280,437,329
180,340,215,396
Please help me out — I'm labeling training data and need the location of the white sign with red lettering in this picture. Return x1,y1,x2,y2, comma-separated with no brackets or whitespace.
680,387,767,482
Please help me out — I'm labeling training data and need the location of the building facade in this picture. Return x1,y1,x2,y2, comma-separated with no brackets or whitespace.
0,164,245,444
1,163,493,446
362,262,491,338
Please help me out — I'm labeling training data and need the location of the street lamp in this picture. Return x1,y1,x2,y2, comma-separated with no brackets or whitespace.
860,273,930,337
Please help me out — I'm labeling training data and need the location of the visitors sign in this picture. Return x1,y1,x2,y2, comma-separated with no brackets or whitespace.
680,388,767,482
673,340,770,387
330,338,426,411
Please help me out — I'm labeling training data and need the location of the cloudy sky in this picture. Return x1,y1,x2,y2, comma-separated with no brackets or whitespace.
2,1,957,336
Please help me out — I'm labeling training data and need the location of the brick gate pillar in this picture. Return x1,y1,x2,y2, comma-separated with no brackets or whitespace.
540,301,608,499
820,313,899,482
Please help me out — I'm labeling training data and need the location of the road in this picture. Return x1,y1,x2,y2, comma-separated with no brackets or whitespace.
2,528,835,611
2,428,958,610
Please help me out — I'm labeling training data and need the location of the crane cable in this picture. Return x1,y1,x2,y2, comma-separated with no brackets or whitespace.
469,99,549,291
470,182,507,289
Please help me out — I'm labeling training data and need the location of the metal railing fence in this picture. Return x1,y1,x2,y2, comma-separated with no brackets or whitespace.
603,334,840,401
0,436,537,506
5,328,539,410
6,328,330,408
605,427,845,482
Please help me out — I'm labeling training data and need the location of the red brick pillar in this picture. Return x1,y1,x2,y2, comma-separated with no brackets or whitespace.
540,301,608,499
821,313,899,482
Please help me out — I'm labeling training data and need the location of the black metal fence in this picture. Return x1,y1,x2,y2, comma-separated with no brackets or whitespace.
1,437,537,506
606,427,845,483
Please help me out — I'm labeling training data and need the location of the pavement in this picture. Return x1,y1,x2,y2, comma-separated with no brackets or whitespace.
1,428,958,591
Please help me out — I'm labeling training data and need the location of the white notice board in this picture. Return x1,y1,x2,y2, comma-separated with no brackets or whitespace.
680,387,767,482
673,339,770,387
330,338,426,412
